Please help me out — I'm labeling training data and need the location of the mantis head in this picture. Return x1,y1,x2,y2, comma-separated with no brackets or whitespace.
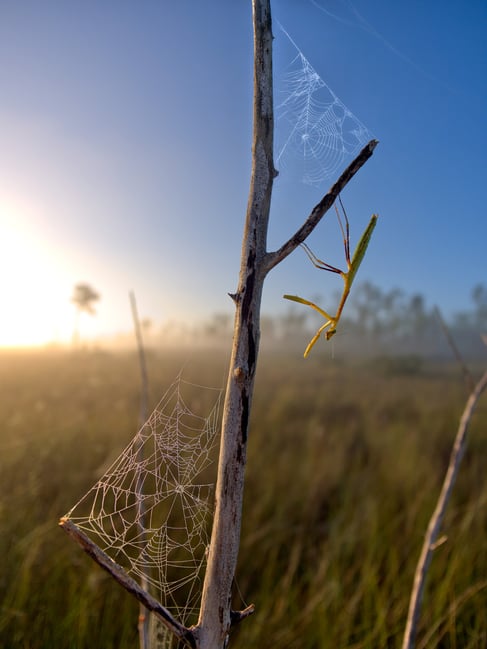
325,328,337,340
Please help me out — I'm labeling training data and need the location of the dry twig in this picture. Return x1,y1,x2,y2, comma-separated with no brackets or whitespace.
401,369,487,649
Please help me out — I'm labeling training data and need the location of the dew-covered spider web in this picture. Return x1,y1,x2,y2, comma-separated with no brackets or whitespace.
275,24,372,186
64,374,222,648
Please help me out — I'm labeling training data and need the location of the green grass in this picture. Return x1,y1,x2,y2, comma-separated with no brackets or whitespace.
0,348,485,648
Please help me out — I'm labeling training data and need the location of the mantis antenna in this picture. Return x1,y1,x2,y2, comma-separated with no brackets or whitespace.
284,198,378,357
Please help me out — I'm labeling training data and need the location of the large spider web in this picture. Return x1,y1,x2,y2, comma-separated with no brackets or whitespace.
64,374,222,647
275,24,371,186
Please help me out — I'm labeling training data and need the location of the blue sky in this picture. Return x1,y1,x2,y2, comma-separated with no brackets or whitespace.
1,0,486,346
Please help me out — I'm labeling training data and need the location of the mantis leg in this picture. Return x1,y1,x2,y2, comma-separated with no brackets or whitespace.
284,294,336,357
300,243,342,274
304,320,334,357
283,294,334,321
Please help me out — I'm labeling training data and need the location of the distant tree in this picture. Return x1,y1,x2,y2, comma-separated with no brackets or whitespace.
141,318,153,334
71,283,100,346
203,313,232,341
472,283,487,330
382,287,405,338
408,293,426,335
350,281,384,335
260,314,276,342
280,308,308,342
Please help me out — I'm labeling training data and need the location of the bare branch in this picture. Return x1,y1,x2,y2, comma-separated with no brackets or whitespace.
59,518,197,649
264,138,378,273
230,604,256,626
401,369,487,649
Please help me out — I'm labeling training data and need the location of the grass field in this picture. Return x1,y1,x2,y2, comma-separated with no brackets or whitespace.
0,347,485,648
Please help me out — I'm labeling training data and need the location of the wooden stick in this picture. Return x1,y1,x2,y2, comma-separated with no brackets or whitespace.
59,517,197,649
401,370,487,649
196,2,276,646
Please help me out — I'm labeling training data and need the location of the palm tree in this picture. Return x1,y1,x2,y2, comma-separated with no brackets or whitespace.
71,283,100,346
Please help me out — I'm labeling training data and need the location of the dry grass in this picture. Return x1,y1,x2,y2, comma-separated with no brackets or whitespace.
0,348,485,648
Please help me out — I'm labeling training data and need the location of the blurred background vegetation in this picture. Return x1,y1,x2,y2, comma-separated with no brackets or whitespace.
0,325,486,647
99,281,487,363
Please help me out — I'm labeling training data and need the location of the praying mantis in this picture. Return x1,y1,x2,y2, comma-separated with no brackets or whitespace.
284,197,378,357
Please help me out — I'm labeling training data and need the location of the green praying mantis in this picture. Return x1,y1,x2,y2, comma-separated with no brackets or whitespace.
284,197,378,357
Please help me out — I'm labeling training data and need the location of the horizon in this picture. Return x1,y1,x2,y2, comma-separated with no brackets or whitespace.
1,278,484,358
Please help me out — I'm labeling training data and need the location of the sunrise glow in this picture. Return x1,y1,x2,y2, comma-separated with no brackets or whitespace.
0,198,75,348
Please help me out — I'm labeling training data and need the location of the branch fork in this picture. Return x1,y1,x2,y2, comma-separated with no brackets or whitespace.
60,2,378,647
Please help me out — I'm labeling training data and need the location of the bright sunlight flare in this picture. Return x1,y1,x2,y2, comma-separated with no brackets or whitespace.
0,199,74,347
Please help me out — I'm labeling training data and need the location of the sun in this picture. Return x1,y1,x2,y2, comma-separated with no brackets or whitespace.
0,199,74,348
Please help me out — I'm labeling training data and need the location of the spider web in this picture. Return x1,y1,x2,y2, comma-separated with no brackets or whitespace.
275,24,371,186
64,374,222,646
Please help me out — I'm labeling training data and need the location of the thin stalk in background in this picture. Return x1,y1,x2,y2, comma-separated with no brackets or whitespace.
130,290,150,649
401,369,487,649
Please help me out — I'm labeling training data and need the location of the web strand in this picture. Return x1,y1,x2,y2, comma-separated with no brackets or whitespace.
275,23,372,186
65,374,222,637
